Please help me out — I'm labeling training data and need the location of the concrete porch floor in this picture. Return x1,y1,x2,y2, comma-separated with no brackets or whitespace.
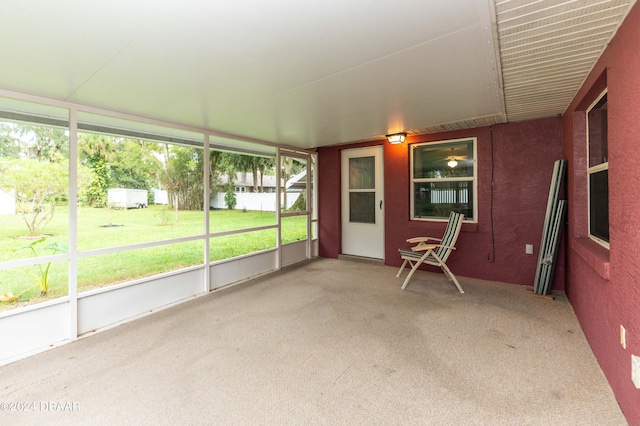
0,258,626,425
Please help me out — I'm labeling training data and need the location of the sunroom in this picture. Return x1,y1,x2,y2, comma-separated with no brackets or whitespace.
1,0,639,423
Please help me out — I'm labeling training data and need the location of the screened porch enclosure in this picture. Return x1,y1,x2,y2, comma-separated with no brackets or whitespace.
0,94,318,365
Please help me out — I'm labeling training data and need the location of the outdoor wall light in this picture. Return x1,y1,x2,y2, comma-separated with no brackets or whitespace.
386,132,407,144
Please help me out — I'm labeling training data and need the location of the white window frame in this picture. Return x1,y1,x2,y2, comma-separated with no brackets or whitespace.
586,89,609,249
410,137,478,222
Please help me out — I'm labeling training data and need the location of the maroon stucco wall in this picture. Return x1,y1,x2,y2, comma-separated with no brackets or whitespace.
563,3,640,422
317,145,341,259
318,117,564,289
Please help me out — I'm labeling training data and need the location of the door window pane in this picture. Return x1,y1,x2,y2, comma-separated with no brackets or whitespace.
349,192,375,223
349,157,375,189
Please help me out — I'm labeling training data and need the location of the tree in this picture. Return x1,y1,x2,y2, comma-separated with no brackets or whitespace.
0,123,22,158
164,146,204,211
220,152,250,181
244,156,276,192
0,158,68,236
78,133,116,207
110,139,161,189
287,189,307,212
78,134,162,208
16,125,68,162
224,184,237,210
217,153,276,193
209,150,224,196
0,122,69,236
256,157,275,192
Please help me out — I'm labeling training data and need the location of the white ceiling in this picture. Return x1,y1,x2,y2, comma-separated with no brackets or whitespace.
0,0,634,149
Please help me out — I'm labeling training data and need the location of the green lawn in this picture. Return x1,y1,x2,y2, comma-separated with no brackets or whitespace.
0,205,307,310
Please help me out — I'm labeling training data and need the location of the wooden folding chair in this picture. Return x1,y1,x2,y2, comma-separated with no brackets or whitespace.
397,211,465,293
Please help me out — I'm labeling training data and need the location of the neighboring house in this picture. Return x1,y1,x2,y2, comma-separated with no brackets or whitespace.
215,172,279,194
285,169,306,193
210,172,301,211
214,170,306,194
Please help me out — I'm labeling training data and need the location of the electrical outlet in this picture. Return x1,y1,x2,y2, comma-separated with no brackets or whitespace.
632,355,640,389
525,244,534,255
621,325,627,349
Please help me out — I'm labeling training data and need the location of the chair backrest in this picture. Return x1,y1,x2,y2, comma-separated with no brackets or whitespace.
434,211,464,262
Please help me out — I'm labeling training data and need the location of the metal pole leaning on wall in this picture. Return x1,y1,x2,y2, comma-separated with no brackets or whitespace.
540,199,567,296
533,159,567,296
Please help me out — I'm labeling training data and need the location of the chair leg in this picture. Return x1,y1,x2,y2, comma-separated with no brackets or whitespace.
401,264,420,290
396,259,409,277
440,262,464,293
400,257,424,290
429,251,464,294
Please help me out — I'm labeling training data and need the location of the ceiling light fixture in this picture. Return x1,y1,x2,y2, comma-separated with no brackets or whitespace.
385,132,407,144
447,159,458,168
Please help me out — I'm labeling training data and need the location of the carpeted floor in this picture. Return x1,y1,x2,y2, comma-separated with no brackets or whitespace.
0,258,627,425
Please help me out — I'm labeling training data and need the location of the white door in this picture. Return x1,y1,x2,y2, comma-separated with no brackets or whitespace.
341,146,384,259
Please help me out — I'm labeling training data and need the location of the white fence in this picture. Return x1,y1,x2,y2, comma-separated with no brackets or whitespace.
152,189,168,205
209,192,301,211
430,188,469,204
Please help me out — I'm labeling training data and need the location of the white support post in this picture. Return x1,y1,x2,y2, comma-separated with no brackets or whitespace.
203,134,211,292
68,108,78,340
306,155,311,259
276,149,282,270
311,153,318,257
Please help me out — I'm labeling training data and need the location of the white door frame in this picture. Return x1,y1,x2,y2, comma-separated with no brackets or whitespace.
341,146,384,259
